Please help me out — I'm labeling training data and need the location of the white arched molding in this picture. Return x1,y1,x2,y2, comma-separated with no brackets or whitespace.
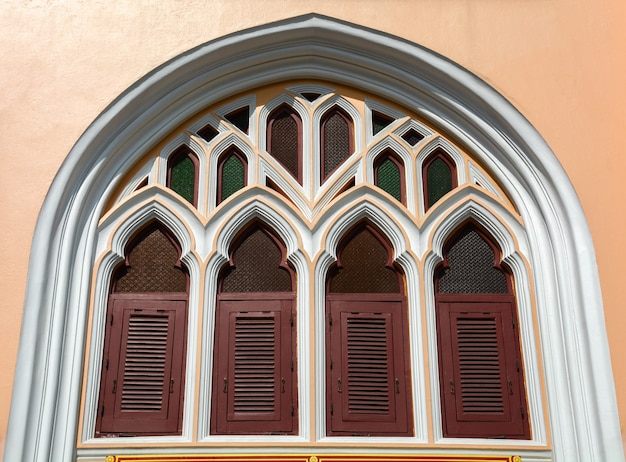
83,198,202,444
6,14,622,462
206,133,256,215
313,95,363,198
313,195,427,443
197,196,310,443
365,136,416,215
422,195,546,447
417,137,467,217
157,134,208,214
258,94,312,196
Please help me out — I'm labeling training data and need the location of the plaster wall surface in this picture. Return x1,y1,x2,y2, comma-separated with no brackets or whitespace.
1,0,625,457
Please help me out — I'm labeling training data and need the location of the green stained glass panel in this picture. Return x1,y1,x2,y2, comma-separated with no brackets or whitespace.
377,159,402,202
221,155,245,202
170,156,195,204
427,157,453,208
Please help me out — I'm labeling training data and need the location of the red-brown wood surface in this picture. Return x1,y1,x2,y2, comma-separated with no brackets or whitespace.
97,294,187,436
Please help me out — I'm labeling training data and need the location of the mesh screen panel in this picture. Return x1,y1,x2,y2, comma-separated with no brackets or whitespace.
427,157,453,208
377,158,402,202
330,228,399,293
221,154,245,202
221,228,292,292
438,228,508,294
114,227,187,292
269,112,299,178
323,111,350,179
169,156,195,204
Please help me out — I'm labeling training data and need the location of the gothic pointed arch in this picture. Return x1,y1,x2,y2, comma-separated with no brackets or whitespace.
6,14,620,462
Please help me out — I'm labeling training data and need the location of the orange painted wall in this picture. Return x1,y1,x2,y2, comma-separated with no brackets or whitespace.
1,0,625,456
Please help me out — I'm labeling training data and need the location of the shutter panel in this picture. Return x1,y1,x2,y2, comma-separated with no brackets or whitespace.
212,295,297,434
97,295,187,436
327,295,413,436
437,296,529,439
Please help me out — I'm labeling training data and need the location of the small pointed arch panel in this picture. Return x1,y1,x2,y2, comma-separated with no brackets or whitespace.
434,224,529,439
112,223,189,293
267,104,303,183
423,149,457,211
167,145,199,207
217,148,247,205
321,106,354,183
374,149,406,205
219,224,294,293
328,223,401,294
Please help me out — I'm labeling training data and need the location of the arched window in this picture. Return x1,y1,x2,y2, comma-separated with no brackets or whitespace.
217,148,247,205
167,145,199,206
321,106,353,183
434,223,529,439
374,150,405,204
267,104,303,184
8,17,619,462
423,149,457,211
326,223,413,436
211,223,297,435
96,223,188,437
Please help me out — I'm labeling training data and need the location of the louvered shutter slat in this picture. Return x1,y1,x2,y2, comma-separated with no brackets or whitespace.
327,296,412,436
97,295,187,436
212,295,297,435
437,297,530,439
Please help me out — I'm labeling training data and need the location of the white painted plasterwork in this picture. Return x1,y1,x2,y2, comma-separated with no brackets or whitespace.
5,14,623,462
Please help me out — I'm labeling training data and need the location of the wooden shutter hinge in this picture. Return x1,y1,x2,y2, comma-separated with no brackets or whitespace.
329,314,332,327
105,358,109,370
521,406,526,419
291,404,294,416
330,402,333,415
100,405,105,417
109,314,113,326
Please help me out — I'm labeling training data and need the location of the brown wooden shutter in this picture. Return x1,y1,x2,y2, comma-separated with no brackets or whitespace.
97,294,187,436
212,294,297,434
326,295,413,436
436,295,529,439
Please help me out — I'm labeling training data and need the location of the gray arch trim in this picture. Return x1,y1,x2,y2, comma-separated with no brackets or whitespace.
4,14,622,462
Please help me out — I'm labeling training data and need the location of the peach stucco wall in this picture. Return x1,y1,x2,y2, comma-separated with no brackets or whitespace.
1,0,625,455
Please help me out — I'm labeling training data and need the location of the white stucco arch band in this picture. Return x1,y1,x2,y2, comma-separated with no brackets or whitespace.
5,14,623,462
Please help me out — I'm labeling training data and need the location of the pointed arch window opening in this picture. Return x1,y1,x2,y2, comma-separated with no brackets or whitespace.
217,148,247,206
212,222,298,435
97,222,189,437
325,222,413,437
267,104,304,185
167,146,199,207
423,149,457,212
374,150,406,205
321,107,354,184
434,222,529,440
